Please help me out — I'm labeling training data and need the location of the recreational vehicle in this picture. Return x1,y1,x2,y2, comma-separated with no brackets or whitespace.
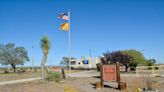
70,57,101,69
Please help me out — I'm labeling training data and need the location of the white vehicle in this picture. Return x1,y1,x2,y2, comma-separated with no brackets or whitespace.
70,57,101,69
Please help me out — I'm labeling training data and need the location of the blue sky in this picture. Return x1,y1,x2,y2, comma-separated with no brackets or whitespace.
0,0,164,66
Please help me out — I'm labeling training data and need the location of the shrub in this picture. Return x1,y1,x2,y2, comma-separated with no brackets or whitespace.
21,68,26,72
4,70,9,74
147,66,152,70
130,67,136,71
155,67,159,70
46,71,61,82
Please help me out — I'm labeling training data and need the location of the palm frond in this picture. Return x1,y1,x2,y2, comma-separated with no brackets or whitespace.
40,35,50,52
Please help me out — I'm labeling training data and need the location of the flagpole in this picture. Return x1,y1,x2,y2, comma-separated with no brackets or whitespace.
68,10,71,75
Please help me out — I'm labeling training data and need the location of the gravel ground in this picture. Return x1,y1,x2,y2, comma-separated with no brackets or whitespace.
0,76,164,92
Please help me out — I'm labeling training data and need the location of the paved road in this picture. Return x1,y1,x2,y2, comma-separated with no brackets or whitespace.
66,70,164,77
1,70,160,85
66,70,99,77
66,70,137,77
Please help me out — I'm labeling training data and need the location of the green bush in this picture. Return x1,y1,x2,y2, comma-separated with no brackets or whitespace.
4,70,9,74
155,67,159,70
147,66,152,70
46,71,61,82
20,68,26,72
130,67,136,71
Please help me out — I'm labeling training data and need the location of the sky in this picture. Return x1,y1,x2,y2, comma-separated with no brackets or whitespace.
0,0,164,66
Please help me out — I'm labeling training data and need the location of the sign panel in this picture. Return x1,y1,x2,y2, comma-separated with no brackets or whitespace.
83,60,89,64
103,65,116,81
50,67,61,73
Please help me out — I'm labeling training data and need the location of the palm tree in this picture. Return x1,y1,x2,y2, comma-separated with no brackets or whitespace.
40,35,50,80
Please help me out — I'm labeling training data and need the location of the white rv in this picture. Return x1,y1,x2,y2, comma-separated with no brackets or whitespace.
70,57,101,69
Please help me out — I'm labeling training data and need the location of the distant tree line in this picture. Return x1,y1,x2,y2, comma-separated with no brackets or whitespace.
101,49,156,70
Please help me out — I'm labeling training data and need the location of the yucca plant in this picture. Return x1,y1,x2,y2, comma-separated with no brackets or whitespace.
40,35,50,80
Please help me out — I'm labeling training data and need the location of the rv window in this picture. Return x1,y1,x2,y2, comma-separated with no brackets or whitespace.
82,60,88,64
71,61,76,65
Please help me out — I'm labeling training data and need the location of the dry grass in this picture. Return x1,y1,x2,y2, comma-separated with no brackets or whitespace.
0,70,82,82
0,72,40,82
64,70,83,74
64,85,78,92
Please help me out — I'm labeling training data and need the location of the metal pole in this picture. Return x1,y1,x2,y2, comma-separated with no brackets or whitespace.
89,49,92,70
90,48,92,57
68,10,71,75
32,46,34,71
32,58,34,70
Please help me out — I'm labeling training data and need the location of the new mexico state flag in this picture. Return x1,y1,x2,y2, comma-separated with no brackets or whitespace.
60,22,69,31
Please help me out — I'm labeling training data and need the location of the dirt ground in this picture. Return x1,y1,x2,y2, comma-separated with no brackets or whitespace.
0,76,163,92
0,70,81,82
0,72,40,82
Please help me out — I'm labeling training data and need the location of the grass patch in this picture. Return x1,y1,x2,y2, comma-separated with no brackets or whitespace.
64,85,78,92
46,72,62,82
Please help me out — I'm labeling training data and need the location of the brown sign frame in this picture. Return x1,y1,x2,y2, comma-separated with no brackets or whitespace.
100,62,121,89
101,64,117,81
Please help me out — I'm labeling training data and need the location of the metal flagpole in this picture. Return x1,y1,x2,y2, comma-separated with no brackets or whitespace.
68,10,71,75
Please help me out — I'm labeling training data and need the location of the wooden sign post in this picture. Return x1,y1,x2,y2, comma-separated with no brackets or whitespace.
100,64,117,88
100,62,126,90
116,62,121,88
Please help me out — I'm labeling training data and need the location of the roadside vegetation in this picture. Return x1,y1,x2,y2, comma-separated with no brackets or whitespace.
101,49,156,71
0,43,29,72
40,35,50,80
60,57,76,68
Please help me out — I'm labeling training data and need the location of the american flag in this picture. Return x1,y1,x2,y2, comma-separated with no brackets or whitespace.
58,12,69,20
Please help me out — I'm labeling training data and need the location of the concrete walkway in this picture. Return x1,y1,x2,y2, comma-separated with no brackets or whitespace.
0,77,41,85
